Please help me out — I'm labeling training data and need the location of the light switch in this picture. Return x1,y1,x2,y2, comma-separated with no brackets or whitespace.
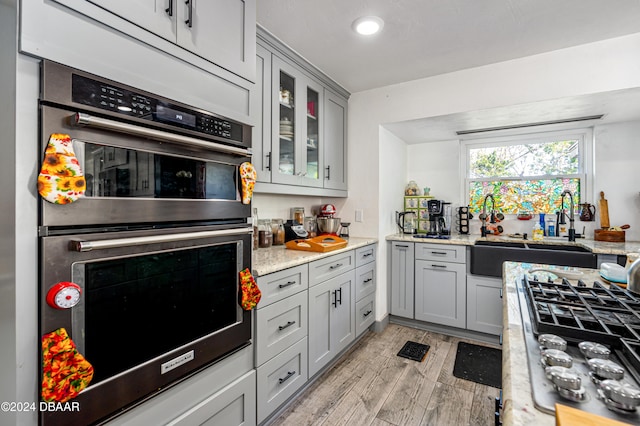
355,209,364,222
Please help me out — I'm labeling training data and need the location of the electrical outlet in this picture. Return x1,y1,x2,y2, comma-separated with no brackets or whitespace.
355,209,364,222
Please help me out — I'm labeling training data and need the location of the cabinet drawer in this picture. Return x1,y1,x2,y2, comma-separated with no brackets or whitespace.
355,293,375,337
309,250,355,287
415,243,466,263
256,337,308,424
355,244,376,267
256,264,308,308
255,291,308,367
355,262,376,301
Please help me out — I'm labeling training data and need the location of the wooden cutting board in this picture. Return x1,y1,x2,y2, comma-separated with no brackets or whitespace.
594,229,625,242
598,191,610,229
555,403,632,425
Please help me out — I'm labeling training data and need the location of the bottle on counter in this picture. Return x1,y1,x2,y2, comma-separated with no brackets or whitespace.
532,221,544,241
545,215,556,238
539,213,546,236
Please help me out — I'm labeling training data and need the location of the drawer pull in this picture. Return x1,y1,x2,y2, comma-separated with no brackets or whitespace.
499,333,503,346
363,310,373,317
431,251,447,255
363,278,373,283
396,244,409,248
278,370,296,384
431,264,447,269
278,321,296,331
278,280,296,289
500,288,503,299
362,253,373,257
329,263,344,270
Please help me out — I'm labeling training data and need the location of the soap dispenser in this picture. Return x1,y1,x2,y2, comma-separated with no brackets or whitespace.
532,220,544,241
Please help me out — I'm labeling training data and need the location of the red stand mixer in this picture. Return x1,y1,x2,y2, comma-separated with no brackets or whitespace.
317,204,341,235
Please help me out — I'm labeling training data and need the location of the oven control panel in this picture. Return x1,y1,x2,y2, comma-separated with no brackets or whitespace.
70,74,242,143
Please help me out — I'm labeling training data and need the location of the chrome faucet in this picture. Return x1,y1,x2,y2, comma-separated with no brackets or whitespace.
560,189,576,242
481,194,496,237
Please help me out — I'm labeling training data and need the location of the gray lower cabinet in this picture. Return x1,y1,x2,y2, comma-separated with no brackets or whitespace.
390,241,415,318
414,243,467,328
256,337,308,423
308,268,356,378
466,274,503,335
354,244,377,336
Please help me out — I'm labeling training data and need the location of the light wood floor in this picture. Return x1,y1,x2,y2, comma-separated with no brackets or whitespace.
268,324,501,426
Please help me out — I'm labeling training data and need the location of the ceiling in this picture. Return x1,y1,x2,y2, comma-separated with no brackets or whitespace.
257,0,640,143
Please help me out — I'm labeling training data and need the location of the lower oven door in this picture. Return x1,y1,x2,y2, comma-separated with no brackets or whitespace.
39,224,252,425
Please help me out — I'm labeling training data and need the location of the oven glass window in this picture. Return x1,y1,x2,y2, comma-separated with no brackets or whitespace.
79,242,240,384
76,142,238,200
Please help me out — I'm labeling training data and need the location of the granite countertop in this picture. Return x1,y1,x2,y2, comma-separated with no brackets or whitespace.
501,261,604,425
252,236,378,276
385,233,640,255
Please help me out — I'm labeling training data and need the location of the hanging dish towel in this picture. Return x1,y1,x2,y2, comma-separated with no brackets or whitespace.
41,328,93,403
38,133,86,204
239,268,261,310
239,162,256,205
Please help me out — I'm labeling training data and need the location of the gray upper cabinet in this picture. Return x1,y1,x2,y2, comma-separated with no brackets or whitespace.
83,0,256,82
323,90,348,191
254,28,350,197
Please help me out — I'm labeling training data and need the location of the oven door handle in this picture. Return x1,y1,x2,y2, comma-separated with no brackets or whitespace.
72,112,251,157
70,228,251,252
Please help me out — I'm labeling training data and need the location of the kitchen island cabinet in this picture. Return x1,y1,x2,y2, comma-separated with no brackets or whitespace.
466,274,502,335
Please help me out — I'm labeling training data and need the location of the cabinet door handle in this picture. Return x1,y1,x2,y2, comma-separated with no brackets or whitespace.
431,251,447,255
431,264,447,269
499,333,503,346
337,287,342,305
165,0,173,16
363,278,373,283
266,152,272,171
325,165,331,180
329,263,343,270
363,310,372,317
184,0,193,27
278,320,296,331
278,371,296,384
278,280,296,289
500,288,503,299
332,290,338,307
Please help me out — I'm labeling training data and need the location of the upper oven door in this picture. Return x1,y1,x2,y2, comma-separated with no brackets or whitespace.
40,105,251,227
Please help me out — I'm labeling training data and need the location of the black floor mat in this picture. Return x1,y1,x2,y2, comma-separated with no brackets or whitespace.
397,341,430,362
452,342,502,388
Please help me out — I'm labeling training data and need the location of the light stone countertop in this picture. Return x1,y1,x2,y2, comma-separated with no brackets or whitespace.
500,261,604,426
252,236,378,276
385,233,640,255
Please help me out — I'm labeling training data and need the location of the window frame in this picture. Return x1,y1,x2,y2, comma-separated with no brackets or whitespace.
460,128,593,214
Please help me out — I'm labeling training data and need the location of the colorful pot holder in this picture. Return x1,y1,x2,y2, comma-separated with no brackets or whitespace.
239,162,256,205
239,268,261,310
38,133,86,204
42,328,93,402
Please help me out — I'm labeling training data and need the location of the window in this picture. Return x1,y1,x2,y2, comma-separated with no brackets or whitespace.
463,130,590,214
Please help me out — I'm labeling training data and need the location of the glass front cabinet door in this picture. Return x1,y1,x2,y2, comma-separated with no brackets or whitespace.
271,57,324,187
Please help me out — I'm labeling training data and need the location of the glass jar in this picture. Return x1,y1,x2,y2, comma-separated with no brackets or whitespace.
271,219,285,245
291,207,305,225
304,216,317,238
257,219,272,248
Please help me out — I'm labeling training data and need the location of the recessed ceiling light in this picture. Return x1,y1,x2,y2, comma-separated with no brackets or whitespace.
352,16,384,35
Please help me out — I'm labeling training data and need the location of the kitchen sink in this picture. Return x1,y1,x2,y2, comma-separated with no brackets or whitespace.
470,240,597,277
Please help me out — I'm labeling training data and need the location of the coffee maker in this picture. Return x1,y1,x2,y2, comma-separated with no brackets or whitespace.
426,200,452,238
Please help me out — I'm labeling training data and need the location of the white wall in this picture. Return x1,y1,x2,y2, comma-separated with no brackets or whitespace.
594,121,640,242
347,32,640,321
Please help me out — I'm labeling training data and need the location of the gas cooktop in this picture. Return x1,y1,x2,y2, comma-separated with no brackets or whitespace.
517,275,640,422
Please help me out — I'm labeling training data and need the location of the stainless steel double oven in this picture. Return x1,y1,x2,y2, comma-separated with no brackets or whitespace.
38,61,253,425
